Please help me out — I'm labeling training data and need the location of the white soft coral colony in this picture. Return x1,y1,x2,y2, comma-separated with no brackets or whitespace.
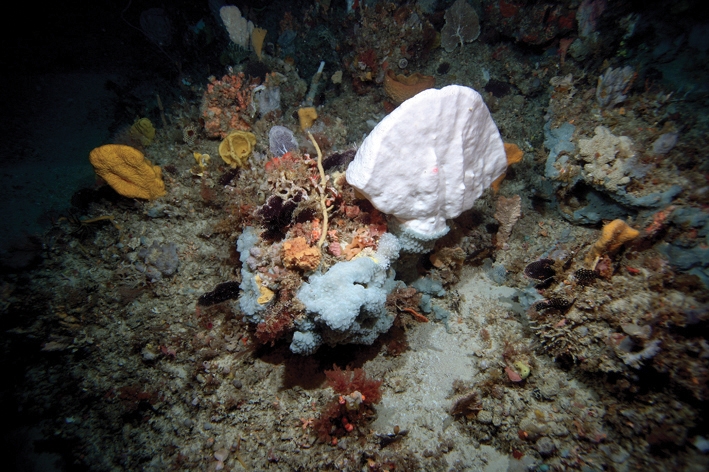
346,85,507,239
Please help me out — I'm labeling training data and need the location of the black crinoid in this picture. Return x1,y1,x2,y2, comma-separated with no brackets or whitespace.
198,281,241,306
257,193,303,241
322,149,356,171
524,258,556,289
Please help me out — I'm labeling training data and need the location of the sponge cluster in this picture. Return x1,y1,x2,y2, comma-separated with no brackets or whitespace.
291,233,401,354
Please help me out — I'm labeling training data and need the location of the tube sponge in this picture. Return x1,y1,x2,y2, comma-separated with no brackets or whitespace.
346,85,506,240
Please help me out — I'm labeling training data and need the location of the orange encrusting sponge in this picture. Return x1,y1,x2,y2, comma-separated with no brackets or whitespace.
584,219,639,266
490,143,524,193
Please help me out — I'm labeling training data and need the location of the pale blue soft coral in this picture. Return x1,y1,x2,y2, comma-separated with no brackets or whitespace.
236,227,266,322
292,233,400,354
290,330,321,356
389,219,448,253
299,256,387,331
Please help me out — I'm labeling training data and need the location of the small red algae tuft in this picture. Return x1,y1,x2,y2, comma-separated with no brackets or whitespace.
324,365,382,404
313,366,383,444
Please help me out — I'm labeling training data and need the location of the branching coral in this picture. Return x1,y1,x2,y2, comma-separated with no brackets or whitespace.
440,0,480,52
308,131,329,250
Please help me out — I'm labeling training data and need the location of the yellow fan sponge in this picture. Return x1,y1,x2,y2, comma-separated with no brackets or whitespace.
219,130,257,168
129,118,156,146
89,144,166,200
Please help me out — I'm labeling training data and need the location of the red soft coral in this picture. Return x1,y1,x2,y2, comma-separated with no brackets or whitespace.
254,310,295,345
324,365,382,405
313,365,383,445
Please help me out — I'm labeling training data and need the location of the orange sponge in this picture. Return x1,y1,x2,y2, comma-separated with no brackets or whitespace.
283,237,321,271
89,144,166,200
490,143,524,193
585,219,639,266
383,70,436,105
297,107,318,131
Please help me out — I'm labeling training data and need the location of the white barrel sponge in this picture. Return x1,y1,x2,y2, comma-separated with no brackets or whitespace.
346,85,507,237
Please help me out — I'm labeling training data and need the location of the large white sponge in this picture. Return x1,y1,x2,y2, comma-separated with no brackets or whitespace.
346,85,507,238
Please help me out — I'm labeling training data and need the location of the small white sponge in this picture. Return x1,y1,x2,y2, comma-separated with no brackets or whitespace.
346,85,507,237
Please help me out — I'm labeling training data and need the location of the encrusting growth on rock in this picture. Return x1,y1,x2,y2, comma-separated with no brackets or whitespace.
584,219,639,266
282,237,321,271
